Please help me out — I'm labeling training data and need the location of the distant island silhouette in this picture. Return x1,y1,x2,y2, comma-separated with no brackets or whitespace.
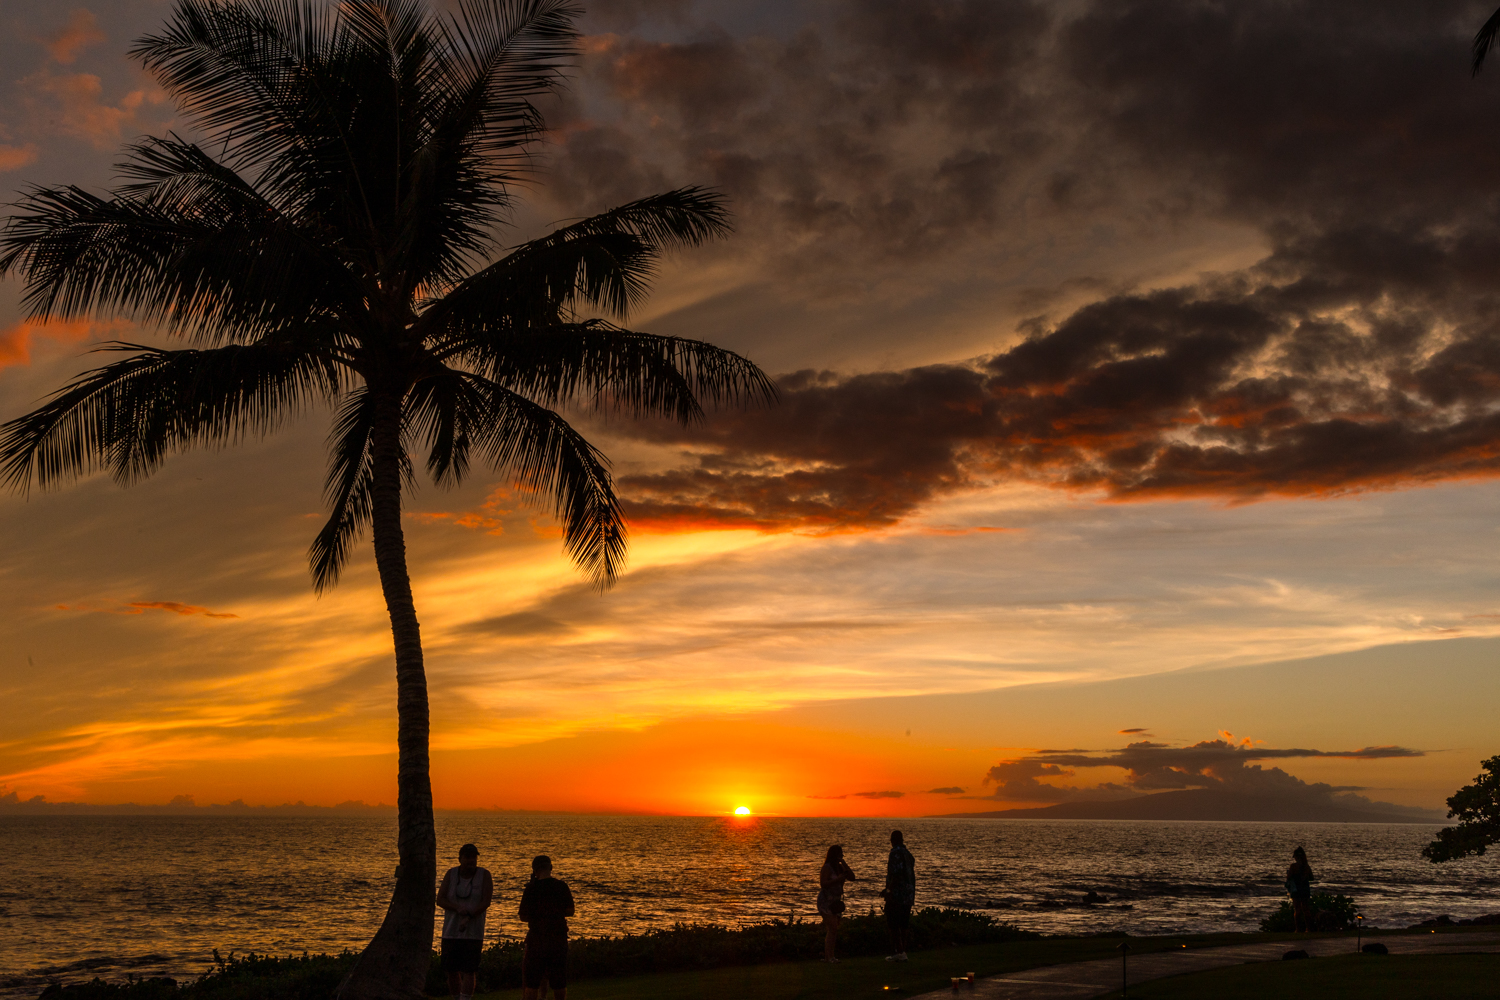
939,788,1444,823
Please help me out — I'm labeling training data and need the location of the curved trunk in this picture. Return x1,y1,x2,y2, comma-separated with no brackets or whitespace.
338,388,436,1000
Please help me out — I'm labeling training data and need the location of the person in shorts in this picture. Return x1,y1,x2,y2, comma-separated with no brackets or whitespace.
436,843,492,1000
519,854,575,1000
882,829,916,961
1286,846,1315,932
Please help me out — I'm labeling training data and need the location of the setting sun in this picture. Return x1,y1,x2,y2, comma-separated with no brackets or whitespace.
733,805,751,816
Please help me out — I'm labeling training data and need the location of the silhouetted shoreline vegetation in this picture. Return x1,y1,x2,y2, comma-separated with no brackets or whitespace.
36,909,1024,999
35,908,1500,1000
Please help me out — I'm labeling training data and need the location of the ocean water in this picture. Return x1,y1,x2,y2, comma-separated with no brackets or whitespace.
2,814,1496,994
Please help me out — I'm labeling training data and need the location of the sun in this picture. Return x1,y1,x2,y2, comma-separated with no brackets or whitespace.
733,805,752,816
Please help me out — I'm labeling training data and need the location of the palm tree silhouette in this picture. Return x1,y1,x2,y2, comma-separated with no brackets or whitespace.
0,1,771,995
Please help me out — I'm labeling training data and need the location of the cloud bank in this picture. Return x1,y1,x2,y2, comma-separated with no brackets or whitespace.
981,737,1426,812
538,1,1500,531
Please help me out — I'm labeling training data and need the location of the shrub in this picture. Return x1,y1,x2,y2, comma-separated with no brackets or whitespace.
1260,892,1358,932
433,907,1036,993
42,909,1036,999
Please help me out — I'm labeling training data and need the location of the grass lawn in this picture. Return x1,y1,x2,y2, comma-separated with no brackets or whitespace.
470,932,1323,1000
1093,952,1500,1000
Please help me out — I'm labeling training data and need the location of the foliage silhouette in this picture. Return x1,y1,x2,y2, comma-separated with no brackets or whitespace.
1476,7,1500,74
1259,892,1357,933
1424,756,1500,863
0,1,772,997
33,910,1032,999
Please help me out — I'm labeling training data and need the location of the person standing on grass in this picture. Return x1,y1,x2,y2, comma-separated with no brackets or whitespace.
1286,846,1315,933
817,844,857,963
436,843,493,1000
520,855,576,1000
882,830,916,961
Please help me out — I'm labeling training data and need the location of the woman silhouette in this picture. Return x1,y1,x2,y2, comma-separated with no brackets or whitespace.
816,844,857,962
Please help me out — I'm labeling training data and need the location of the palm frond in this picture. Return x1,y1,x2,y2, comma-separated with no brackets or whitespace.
428,0,579,162
458,372,626,586
405,364,475,487
443,321,776,423
423,188,731,328
0,341,339,490
0,148,363,343
131,0,344,168
310,388,376,592
1477,6,1500,75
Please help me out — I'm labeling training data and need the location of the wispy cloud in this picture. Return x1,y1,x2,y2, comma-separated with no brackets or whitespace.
45,10,104,64
0,144,39,172
53,601,239,620
0,319,129,370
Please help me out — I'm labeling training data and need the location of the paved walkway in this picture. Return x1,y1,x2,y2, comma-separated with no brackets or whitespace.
913,931,1500,999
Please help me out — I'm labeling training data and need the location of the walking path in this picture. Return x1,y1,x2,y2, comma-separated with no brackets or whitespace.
913,931,1500,999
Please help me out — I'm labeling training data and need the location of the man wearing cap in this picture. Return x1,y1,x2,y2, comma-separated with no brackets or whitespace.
519,855,575,1000
436,843,493,1000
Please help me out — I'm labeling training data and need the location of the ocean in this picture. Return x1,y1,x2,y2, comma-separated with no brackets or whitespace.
2,814,1495,994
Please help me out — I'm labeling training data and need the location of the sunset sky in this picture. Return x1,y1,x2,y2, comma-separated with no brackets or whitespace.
5,0,1500,817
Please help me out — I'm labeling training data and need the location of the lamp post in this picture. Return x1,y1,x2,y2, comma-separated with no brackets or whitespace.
1356,914,1364,953
1118,941,1131,998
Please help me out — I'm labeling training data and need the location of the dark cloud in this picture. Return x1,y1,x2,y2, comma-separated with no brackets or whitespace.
1118,728,1148,734
621,277,1500,526
551,2,1500,526
982,738,1425,808
456,612,575,638
808,790,905,800
926,786,965,795
981,757,1134,803
545,0,1059,300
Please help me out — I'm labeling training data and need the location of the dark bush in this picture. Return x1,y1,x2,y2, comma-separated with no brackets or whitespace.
1260,893,1358,932
43,909,1034,999
37,951,356,1000
439,907,1035,993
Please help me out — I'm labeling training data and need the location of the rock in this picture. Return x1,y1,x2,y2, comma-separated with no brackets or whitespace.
1362,942,1389,954
1282,949,1310,960
1083,891,1110,904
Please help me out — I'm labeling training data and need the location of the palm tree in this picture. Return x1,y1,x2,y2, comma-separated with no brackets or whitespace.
0,1,772,996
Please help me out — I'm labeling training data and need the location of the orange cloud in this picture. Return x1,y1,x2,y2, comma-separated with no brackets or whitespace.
0,145,39,172
0,318,128,371
127,601,239,619
31,72,148,149
52,601,239,620
46,10,105,65
412,488,568,540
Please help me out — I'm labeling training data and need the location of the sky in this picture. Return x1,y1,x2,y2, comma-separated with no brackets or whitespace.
4,0,1500,817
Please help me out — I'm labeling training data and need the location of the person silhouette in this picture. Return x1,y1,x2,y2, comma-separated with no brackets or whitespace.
1285,846,1315,933
882,830,916,961
816,844,857,962
436,843,493,1000
519,855,575,1000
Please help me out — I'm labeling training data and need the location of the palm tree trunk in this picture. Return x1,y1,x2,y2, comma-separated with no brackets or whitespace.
338,388,436,1000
